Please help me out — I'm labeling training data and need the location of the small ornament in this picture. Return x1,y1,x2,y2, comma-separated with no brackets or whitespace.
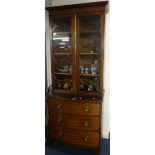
63,80,71,89
80,66,84,74
85,67,89,74
91,66,97,74
57,82,62,89
88,85,94,92
80,84,84,90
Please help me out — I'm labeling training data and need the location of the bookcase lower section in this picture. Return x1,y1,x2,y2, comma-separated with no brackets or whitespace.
48,96,102,155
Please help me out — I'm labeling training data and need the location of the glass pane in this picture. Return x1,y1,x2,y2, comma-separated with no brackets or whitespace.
52,17,73,91
79,15,101,54
52,18,71,54
78,15,101,93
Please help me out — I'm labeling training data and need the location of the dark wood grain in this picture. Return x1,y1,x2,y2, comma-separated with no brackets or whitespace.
51,126,99,147
46,1,108,16
50,111,99,131
48,98,100,116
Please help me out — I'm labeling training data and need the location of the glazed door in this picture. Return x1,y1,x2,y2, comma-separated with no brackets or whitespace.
51,15,76,97
76,14,104,99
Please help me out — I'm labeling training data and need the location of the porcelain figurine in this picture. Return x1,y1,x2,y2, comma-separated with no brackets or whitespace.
85,67,89,74
91,66,97,74
80,66,84,74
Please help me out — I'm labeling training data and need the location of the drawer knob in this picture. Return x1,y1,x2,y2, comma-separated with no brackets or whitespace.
84,121,89,127
56,104,62,109
83,137,88,142
84,106,90,112
57,116,62,123
58,131,63,137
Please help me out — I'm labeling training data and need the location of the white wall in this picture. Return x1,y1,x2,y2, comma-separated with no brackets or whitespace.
51,0,108,6
45,10,51,88
103,9,110,139
45,0,110,139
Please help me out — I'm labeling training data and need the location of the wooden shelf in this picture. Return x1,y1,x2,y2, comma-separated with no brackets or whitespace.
55,89,73,93
78,91,100,98
80,31,100,33
79,91,99,94
54,53,72,56
55,72,72,75
53,31,71,34
80,74,100,77
80,53,100,55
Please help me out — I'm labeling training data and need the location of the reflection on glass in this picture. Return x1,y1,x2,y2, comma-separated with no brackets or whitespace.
52,18,71,54
53,32,70,42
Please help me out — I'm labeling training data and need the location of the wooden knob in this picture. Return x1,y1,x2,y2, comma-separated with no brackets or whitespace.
57,104,62,109
84,106,90,112
58,131,63,137
84,121,89,127
57,116,62,123
83,137,88,142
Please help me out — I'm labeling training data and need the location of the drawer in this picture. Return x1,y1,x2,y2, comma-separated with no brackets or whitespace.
51,126,99,147
48,99,100,116
50,111,99,130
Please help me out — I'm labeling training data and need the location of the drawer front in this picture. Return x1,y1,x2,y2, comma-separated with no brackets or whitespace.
48,99,100,116
51,126,99,147
50,111,99,130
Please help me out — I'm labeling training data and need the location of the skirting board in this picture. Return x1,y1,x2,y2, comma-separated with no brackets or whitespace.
102,132,110,139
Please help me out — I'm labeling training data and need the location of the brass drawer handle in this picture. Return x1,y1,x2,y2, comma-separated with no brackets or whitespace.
84,121,89,127
58,131,63,137
83,137,88,142
56,104,62,109
57,116,62,123
84,106,90,112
